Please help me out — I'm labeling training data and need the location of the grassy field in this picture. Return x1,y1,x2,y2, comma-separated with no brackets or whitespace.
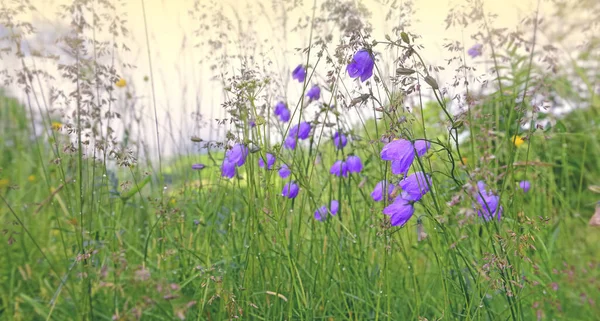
1,0,600,320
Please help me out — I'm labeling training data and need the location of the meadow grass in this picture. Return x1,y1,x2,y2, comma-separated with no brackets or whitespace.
1,0,600,320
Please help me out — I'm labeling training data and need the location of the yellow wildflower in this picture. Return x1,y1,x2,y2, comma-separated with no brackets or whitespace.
512,135,525,148
51,122,62,131
0,178,9,188
28,175,36,182
115,78,127,88
461,157,468,165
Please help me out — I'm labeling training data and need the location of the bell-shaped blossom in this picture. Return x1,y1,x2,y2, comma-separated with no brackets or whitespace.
292,65,306,82
191,163,205,170
372,180,394,202
274,101,290,122
314,200,340,221
347,49,374,82
468,44,483,58
258,153,276,169
333,131,347,149
330,160,349,177
279,164,291,178
284,136,297,150
518,180,531,193
306,85,321,100
475,181,502,221
330,200,339,216
221,159,236,178
414,140,431,157
381,139,415,175
383,197,415,227
399,172,432,201
282,182,299,199
226,144,248,166
346,155,363,173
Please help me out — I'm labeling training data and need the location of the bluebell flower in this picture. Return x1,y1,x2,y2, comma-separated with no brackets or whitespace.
380,139,415,175
383,197,415,227
259,153,276,169
297,122,311,139
414,140,431,157
468,44,483,58
284,122,311,149
221,159,236,178
292,65,306,82
346,155,363,173
399,172,431,201
191,163,205,170
284,136,297,150
306,85,320,100
314,205,328,221
330,200,339,216
347,49,374,82
333,131,347,149
282,182,299,198
226,144,248,166
475,181,502,221
274,101,290,122
330,160,349,177
518,180,531,193
249,120,256,128
279,164,291,178
371,180,394,202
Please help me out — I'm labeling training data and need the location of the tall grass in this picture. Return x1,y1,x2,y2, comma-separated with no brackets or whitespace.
1,0,599,320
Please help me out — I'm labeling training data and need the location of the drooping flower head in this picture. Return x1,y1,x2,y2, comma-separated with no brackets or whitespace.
191,163,205,170
226,144,248,166
467,44,483,58
279,164,291,178
333,131,347,149
518,180,531,193
284,136,297,150
330,160,349,177
383,197,415,227
274,101,290,122
314,206,328,221
380,139,415,175
284,122,311,150
414,140,431,157
399,172,432,201
475,181,502,221
221,159,236,178
347,49,375,82
330,200,339,216
292,65,306,82
346,155,363,173
306,85,321,100
372,180,395,202
282,182,299,199
258,153,276,170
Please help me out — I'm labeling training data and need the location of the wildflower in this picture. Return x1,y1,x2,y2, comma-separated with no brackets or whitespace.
284,122,311,149
330,160,349,177
292,65,306,82
333,131,347,149
279,164,291,178
282,182,299,199
346,155,363,173
512,135,525,148
467,44,483,58
226,144,248,166
259,153,276,170
383,197,415,227
249,120,256,127
399,172,432,201
518,180,531,193
371,180,394,202
330,200,339,215
314,206,328,221
414,140,431,157
274,101,290,122
115,78,127,88
474,181,502,221
306,85,320,100
28,175,36,182
51,122,62,131
380,139,415,175
191,163,206,170
347,49,375,82
221,159,235,178
296,122,311,139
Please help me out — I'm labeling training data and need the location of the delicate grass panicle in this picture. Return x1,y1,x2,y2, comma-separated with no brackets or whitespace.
0,0,599,320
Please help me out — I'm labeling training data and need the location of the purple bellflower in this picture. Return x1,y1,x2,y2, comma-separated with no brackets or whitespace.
330,160,349,177
346,155,363,173
282,182,299,199
279,164,291,178
475,181,502,221
226,144,248,166
372,180,395,202
383,197,415,227
347,49,375,82
399,172,432,201
221,159,236,178
333,131,347,149
259,153,276,170
468,44,483,58
414,140,431,157
380,139,415,175
274,101,291,122
518,180,531,193
192,163,205,170
306,85,321,100
292,65,306,82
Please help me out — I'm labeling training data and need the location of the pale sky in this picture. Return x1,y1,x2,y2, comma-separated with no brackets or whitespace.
3,0,577,158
